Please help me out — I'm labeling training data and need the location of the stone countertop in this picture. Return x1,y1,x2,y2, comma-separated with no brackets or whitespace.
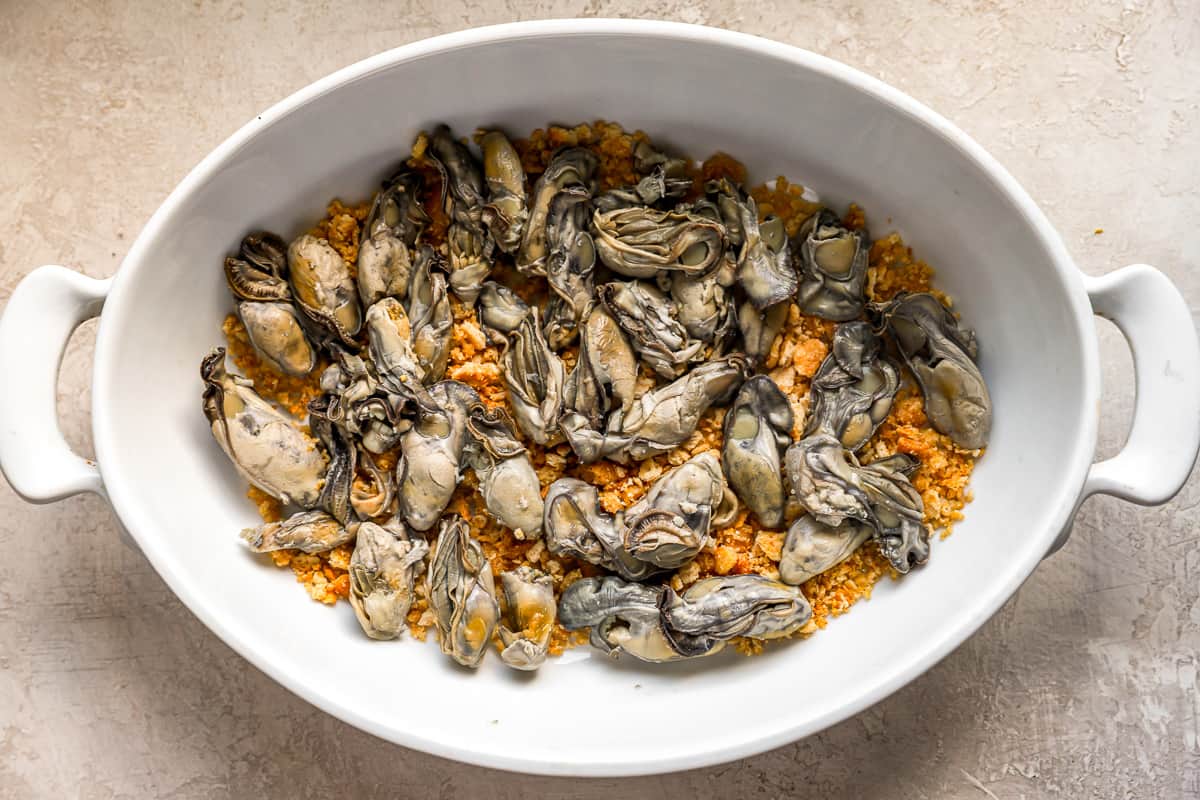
1,2,1197,797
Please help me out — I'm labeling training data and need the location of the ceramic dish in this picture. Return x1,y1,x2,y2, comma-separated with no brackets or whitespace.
1,20,1197,776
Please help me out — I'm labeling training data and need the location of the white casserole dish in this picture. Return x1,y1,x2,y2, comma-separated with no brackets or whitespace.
1,20,1197,777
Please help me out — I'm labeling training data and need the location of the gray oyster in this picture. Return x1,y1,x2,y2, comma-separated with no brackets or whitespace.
357,168,428,306
565,355,750,463
660,575,811,655
224,231,291,302
225,232,318,377
465,405,544,540
309,406,356,525
561,305,638,431
543,479,660,582
429,125,492,303
593,206,725,278
669,269,735,345
737,298,789,364
543,452,732,580
794,209,870,321
349,519,429,640
236,300,317,377
240,510,350,554
805,321,900,451
426,515,500,668
622,451,736,570
872,292,992,449
519,147,599,275
446,222,492,305
784,433,930,573
559,577,691,662
318,349,410,456
543,185,598,350
350,449,396,520
395,380,478,532
708,179,797,309
476,280,530,340
478,130,528,254
722,375,793,528
778,515,873,585
598,280,704,379
201,349,325,508
364,298,436,412
405,245,453,383
287,233,363,344
429,123,487,229
502,308,566,445
496,566,556,671
559,573,809,663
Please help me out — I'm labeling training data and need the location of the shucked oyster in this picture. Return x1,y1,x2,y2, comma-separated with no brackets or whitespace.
502,308,567,445
558,573,810,663
593,206,725,278
543,185,598,350
708,179,797,309
349,519,429,639
225,231,318,377
669,269,736,345
622,451,737,570
561,304,638,432
465,405,545,539
598,280,704,379
785,432,930,573
519,147,598,275
722,375,793,528
805,321,900,451
496,566,556,670
778,515,873,585
240,509,350,554
426,515,500,668
405,246,453,383
659,575,812,654
557,576,684,662
564,355,750,463
544,452,733,580
794,209,870,322
287,233,363,344
365,298,433,403
429,124,493,303
872,292,992,449
737,298,789,364
357,167,428,307
308,405,357,525
476,280,530,339
478,130,528,254
395,380,478,531
201,348,326,508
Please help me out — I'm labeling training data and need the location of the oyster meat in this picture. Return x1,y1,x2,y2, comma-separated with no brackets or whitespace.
872,292,992,449
349,519,429,639
201,348,325,508
496,566,556,670
357,168,428,306
396,380,478,531
597,280,703,379
593,206,725,278
805,321,900,451
519,147,598,275
426,516,500,668
722,375,794,529
288,233,363,344
794,209,870,322
478,130,528,254
240,509,349,554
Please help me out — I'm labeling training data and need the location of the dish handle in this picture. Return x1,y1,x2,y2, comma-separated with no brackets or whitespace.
1049,264,1200,553
0,266,111,502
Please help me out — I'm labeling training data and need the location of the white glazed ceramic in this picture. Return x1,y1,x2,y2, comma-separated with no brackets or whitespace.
1,20,1197,777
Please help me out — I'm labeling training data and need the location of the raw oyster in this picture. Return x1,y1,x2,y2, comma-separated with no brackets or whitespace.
349,519,428,639
426,516,500,668
722,375,793,528
395,380,478,532
519,147,598,274
805,321,900,451
496,566,556,670
287,233,363,344
465,405,544,539
478,130,528,254
357,167,428,306
778,515,873,585
240,510,350,554
597,280,703,379
593,206,725,278
794,209,870,321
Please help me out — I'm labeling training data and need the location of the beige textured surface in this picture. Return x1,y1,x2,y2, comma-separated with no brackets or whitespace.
2,1,1198,797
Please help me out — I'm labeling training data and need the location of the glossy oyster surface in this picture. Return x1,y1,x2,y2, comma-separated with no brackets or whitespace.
722,375,793,528
794,209,870,322
806,321,900,451
426,515,500,668
593,207,726,278
349,519,429,639
288,233,363,344
202,349,326,508
496,566,556,670
872,292,992,449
